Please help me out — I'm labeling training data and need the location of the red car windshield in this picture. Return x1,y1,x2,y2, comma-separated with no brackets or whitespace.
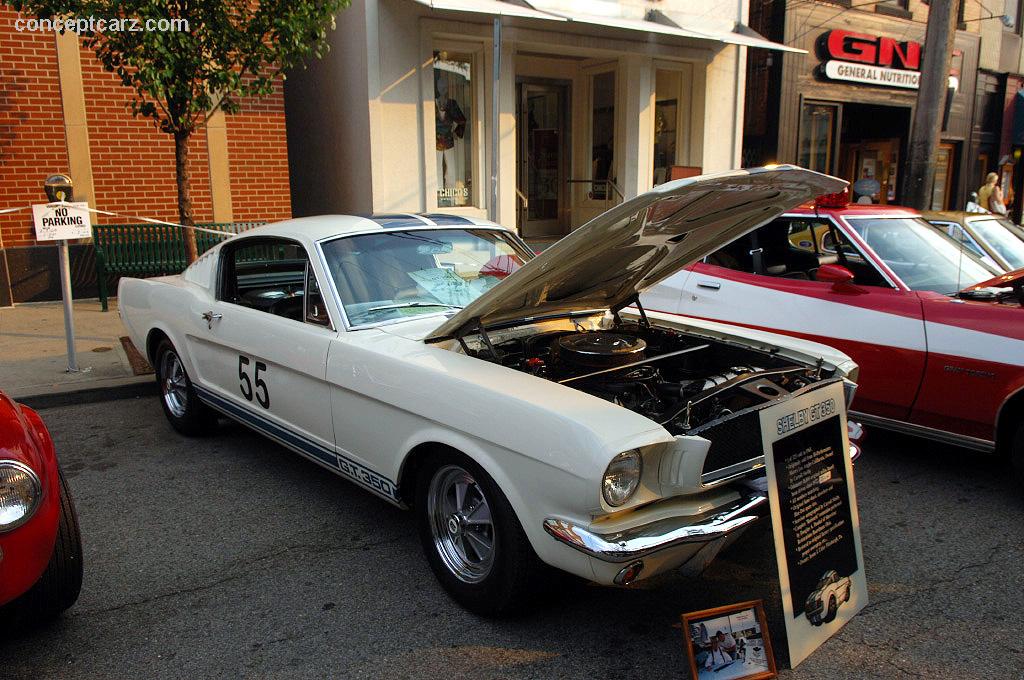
845,217,995,295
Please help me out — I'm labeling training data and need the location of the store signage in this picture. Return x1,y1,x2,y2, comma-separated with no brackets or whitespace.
820,29,921,90
32,202,92,242
759,380,868,667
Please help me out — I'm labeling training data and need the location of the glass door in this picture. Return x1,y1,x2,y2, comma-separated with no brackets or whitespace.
517,81,569,238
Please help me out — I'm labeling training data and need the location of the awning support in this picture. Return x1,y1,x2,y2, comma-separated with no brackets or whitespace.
490,17,501,223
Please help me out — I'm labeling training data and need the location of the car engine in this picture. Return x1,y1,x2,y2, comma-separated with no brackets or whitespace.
478,323,827,435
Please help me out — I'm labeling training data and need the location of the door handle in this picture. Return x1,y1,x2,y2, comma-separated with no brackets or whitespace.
201,311,223,329
696,281,721,290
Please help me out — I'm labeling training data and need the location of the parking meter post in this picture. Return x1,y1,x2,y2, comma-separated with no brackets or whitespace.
57,238,79,372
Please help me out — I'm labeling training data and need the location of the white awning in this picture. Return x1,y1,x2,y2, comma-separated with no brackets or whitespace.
410,0,565,21
648,9,805,54
411,1,803,54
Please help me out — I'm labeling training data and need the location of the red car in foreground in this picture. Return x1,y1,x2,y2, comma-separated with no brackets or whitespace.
0,390,82,626
643,190,1024,478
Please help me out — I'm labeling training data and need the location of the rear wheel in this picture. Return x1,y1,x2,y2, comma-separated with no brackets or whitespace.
1010,422,1024,487
415,451,548,616
156,339,216,436
0,468,83,628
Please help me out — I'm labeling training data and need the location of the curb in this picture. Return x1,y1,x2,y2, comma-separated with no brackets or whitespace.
16,378,157,410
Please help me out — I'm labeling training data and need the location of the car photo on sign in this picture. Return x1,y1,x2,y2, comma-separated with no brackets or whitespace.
682,600,777,680
804,570,853,627
117,166,866,614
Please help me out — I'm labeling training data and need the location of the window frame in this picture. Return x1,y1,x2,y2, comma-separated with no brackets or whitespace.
797,99,842,177
217,235,336,331
650,61,696,189
428,41,486,215
582,63,619,207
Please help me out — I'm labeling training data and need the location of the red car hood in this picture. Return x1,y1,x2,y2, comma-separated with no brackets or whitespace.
961,267,1024,292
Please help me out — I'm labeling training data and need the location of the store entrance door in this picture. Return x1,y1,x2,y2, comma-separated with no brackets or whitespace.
842,139,900,205
517,81,569,239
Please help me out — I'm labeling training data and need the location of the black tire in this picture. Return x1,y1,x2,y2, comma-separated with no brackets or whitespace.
155,339,217,436
0,468,83,628
1010,422,1024,487
415,450,549,616
825,595,838,623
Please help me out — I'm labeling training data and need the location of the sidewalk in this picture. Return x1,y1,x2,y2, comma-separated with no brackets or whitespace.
0,299,154,403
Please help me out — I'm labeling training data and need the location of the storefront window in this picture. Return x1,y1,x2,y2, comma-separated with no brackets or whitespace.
434,51,474,208
798,102,839,175
590,71,615,200
653,70,680,186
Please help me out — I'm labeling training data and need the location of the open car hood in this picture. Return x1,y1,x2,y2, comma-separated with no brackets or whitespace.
961,267,1024,292
426,166,847,342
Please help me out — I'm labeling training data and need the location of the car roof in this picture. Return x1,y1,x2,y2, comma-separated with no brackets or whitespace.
788,203,922,218
233,213,508,243
921,210,997,223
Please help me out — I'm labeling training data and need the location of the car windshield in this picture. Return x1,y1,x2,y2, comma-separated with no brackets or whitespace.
321,228,530,326
844,217,996,294
968,217,1024,270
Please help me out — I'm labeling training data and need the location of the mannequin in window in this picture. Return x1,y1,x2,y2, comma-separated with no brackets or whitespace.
435,68,467,196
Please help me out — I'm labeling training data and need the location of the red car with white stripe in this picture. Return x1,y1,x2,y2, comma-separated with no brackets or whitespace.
642,191,1024,477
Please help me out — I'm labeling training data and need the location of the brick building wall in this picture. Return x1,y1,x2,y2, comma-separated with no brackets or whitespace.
0,6,69,248
0,6,292,303
227,92,292,222
78,48,216,225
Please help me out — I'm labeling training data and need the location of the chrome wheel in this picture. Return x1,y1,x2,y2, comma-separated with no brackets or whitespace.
160,351,189,418
427,465,495,583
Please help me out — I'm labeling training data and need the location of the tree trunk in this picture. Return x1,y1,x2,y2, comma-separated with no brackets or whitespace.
174,129,199,263
900,0,957,210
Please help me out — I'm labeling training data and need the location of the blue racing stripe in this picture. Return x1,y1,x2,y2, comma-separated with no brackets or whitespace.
194,386,400,501
419,213,474,225
363,213,429,228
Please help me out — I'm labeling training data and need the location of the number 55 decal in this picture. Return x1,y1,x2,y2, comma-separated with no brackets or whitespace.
238,355,270,408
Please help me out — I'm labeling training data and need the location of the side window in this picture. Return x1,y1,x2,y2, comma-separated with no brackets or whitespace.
220,238,330,326
706,218,890,288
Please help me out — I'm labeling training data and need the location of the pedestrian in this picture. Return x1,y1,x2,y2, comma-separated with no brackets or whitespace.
978,172,1007,215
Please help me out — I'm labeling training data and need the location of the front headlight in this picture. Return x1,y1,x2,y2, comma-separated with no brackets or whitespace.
602,450,642,507
0,461,42,532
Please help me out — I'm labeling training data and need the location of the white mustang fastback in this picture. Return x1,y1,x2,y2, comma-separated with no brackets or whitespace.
119,166,857,615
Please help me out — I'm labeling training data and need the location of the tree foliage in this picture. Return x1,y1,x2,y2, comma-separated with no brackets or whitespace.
13,0,349,135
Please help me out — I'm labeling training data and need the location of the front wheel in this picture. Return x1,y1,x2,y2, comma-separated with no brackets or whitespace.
0,468,83,628
825,595,838,623
155,339,216,436
415,451,548,616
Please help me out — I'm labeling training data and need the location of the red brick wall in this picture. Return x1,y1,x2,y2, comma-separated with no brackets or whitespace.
226,89,292,221
0,5,291,248
78,44,215,225
0,8,69,247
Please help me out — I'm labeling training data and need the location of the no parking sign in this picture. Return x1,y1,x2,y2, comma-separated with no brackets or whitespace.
32,202,92,241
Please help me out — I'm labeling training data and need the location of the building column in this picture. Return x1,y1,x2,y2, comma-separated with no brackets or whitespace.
206,108,234,222
55,31,95,207
497,40,517,228
620,55,654,199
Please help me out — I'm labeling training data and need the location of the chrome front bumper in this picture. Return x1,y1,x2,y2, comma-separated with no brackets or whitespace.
542,492,768,564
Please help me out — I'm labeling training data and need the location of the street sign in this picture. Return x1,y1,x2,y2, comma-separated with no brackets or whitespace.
32,202,92,242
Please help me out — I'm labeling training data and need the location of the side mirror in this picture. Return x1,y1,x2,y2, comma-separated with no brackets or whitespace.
816,263,856,285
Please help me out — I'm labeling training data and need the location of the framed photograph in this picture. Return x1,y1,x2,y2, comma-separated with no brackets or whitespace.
681,600,777,680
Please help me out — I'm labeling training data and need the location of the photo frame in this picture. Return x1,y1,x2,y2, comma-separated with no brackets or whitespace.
681,600,777,680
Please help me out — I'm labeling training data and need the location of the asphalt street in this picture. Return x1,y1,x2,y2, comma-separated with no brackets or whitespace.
2,395,1023,679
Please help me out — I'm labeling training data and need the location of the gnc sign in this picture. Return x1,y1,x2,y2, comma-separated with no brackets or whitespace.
819,30,922,89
